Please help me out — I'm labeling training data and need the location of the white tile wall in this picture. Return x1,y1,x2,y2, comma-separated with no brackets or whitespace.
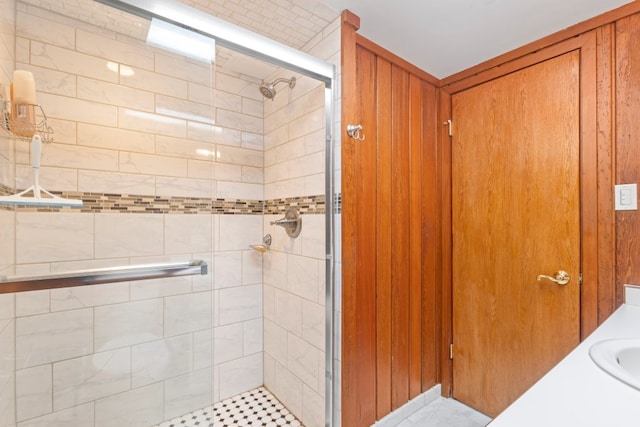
4,2,340,427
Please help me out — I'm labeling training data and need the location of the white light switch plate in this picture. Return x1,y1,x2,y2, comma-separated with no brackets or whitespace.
615,183,638,211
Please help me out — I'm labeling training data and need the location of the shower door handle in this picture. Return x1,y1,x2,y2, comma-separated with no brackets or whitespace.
536,270,570,286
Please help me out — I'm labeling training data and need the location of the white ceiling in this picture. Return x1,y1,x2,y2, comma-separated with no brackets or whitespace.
319,0,634,78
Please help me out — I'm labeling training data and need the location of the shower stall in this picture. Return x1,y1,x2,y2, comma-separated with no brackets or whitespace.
0,0,341,426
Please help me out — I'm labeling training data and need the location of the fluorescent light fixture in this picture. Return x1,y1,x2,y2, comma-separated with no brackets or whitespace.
146,18,215,63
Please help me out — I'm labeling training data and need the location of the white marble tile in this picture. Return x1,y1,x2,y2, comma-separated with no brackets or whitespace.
16,290,50,317
193,329,213,370
263,250,288,290
78,123,155,154
243,318,263,356
19,63,76,98
287,333,319,390
0,211,14,272
38,92,118,127
94,382,164,427
242,132,264,151
163,367,212,420
16,308,93,369
241,165,264,184
302,299,325,350
165,214,212,255
79,169,154,195
130,276,193,301
214,251,242,289
302,384,325,427
218,215,262,251
263,353,276,392
301,214,325,259
217,284,262,325
78,76,154,111
263,284,276,322
274,361,304,419
192,252,214,292
264,318,287,367
213,323,243,364
16,213,94,264
214,163,241,181
94,214,163,259
76,29,154,71
120,66,187,99
216,145,263,168
16,402,93,427
216,181,262,200
157,176,214,198
17,11,75,48
41,140,119,171
132,334,193,387
15,164,76,193
95,299,163,352
0,314,15,427
30,41,117,83
218,353,263,401
164,292,212,337
118,108,187,139
154,52,212,87
188,159,215,180
16,364,52,421
50,282,129,311
53,347,131,410
156,94,214,125
242,249,262,285
188,82,214,105
274,289,302,337
119,151,188,178
287,254,320,302
305,173,325,198
289,152,324,180
155,135,215,160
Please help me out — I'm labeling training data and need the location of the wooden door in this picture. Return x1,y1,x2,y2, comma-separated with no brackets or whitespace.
451,51,581,417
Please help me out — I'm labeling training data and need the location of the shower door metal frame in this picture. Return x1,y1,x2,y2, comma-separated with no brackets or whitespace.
95,1,338,426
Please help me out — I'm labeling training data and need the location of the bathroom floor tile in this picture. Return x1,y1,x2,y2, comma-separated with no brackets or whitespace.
155,387,303,427
398,397,492,427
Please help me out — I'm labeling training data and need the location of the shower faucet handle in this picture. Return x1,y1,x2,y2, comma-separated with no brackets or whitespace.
270,208,302,238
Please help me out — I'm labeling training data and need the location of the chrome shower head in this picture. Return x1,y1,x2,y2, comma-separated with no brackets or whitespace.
259,77,296,100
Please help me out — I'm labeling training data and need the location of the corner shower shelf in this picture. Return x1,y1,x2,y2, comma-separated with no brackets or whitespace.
1,97,54,143
0,260,208,294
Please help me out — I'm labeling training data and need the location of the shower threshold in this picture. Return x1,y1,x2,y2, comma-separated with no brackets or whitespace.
156,387,303,427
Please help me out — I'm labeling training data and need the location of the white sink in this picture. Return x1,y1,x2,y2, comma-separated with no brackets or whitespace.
589,338,640,391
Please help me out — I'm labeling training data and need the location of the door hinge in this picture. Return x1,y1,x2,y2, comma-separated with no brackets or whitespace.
579,272,583,285
449,343,454,360
443,119,452,137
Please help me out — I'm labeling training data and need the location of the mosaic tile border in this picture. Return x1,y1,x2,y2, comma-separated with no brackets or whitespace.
0,184,327,215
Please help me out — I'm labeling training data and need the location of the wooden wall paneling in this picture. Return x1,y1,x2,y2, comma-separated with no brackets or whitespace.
390,64,411,410
376,54,393,420
615,13,640,307
340,10,362,427
421,81,439,391
354,45,378,426
438,89,453,397
580,31,600,339
595,24,617,325
408,73,424,399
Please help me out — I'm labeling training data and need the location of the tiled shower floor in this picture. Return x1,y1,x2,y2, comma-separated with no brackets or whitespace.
156,387,303,427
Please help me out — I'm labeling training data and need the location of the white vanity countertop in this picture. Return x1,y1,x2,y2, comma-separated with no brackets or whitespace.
488,303,640,426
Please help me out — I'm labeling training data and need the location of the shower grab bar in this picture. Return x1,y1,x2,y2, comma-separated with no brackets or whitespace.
0,260,208,294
